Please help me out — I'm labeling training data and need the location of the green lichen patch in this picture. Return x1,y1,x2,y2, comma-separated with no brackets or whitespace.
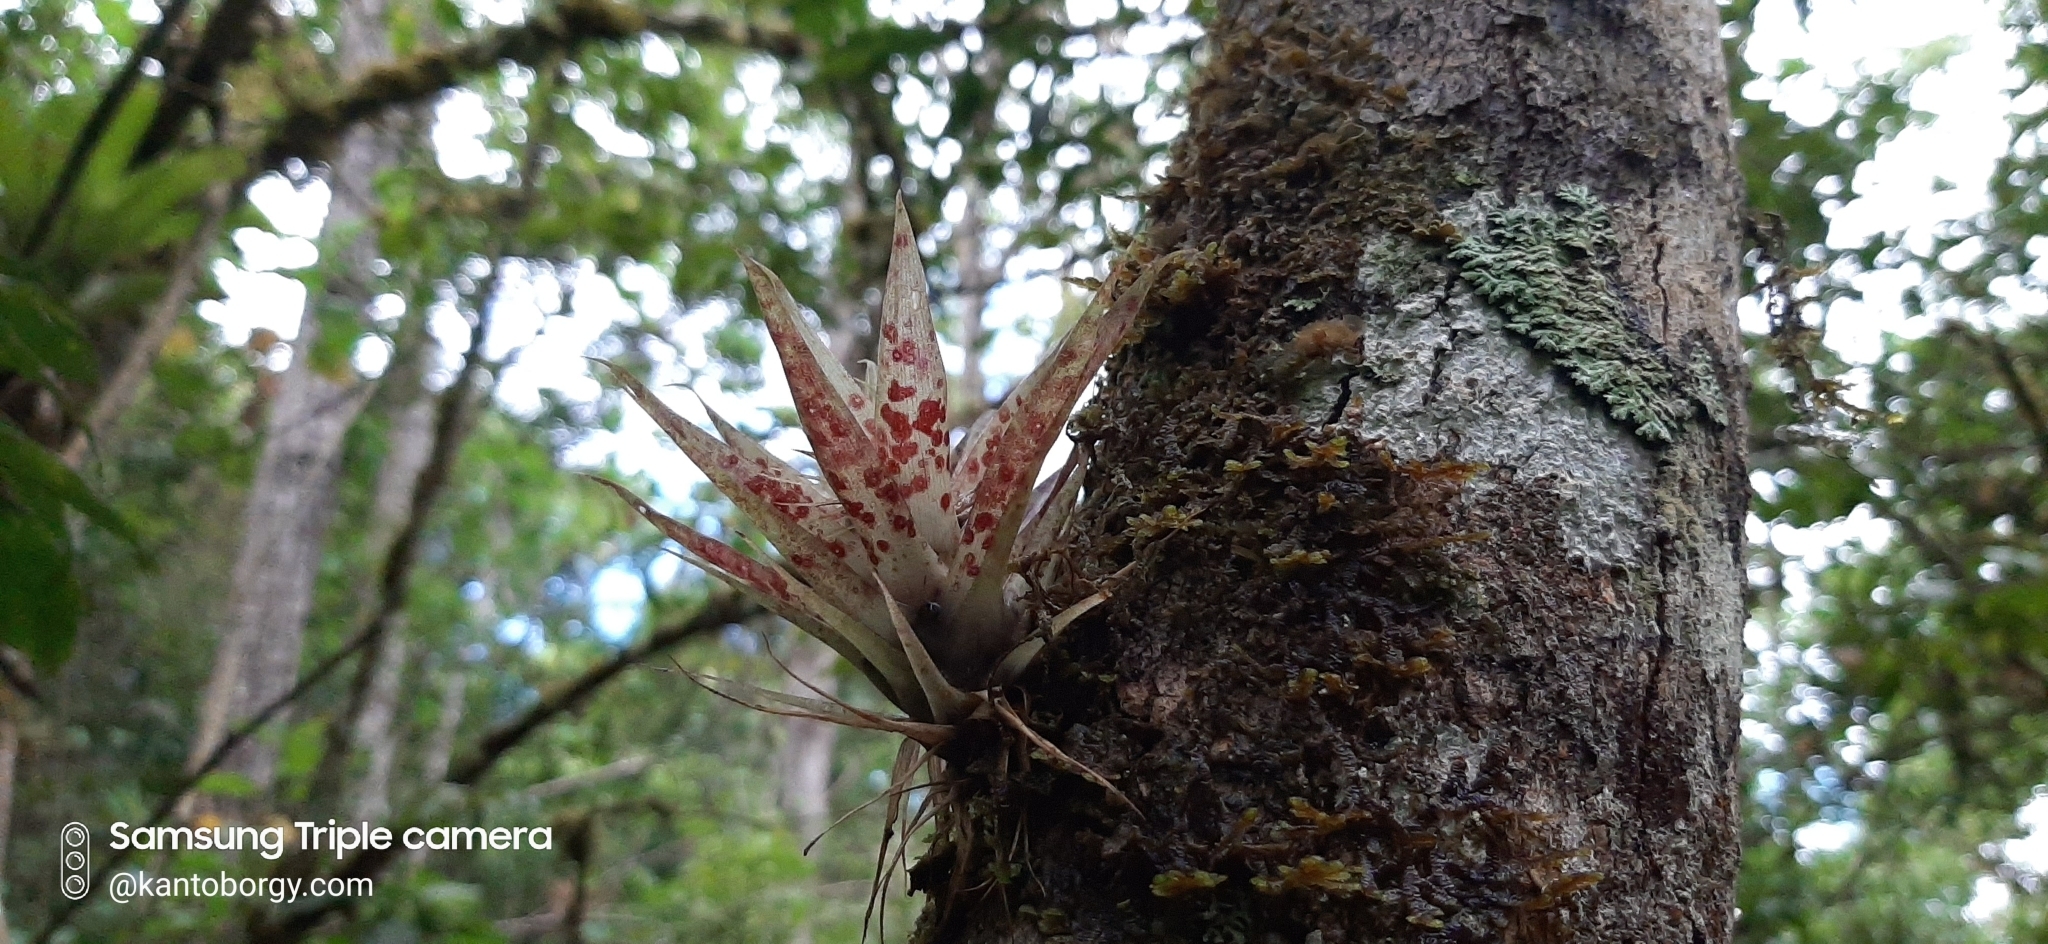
1449,185,1722,444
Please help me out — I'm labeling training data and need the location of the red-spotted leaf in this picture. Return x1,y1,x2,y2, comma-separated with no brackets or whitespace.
600,363,889,627
588,477,920,710
874,195,957,559
944,252,1182,626
744,257,939,606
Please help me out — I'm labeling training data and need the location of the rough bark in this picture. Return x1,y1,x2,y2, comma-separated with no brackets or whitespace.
183,0,402,801
929,2,1743,942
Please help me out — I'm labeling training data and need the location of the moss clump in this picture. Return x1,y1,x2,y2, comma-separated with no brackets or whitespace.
1449,185,1721,444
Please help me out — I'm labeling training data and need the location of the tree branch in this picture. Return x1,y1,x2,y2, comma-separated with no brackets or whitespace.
129,0,267,166
256,0,810,171
1975,331,2048,462
448,589,753,785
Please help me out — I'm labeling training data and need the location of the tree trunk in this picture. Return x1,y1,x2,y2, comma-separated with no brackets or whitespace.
932,2,1744,942
348,631,408,822
183,0,402,803
0,698,17,875
775,636,840,944
328,350,436,819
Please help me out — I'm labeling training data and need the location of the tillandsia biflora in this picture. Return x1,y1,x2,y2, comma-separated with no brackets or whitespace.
595,196,1183,902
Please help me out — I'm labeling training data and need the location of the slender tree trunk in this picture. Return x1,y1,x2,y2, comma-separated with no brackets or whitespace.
777,637,842,844
775,636,839,944
418,665,469,788
348,632,408,822
933,2,1744,942
0,699,16,876
951,178,993,421
327,351,436,819
184,0,402,802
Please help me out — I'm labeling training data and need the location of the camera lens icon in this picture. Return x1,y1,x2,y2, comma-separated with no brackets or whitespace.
59,822,90,901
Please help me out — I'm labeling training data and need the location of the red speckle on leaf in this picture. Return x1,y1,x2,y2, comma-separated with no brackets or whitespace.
913,400,945,440
883,409,912,441
891,514,914,536
863,468,886,489
883,323,899,342
891,341,915,364
907,474,930,494
939,493,952,510
887,380,916,402
826,472,848,492
829,542,848,558
972,512,997,532
964,554,980,577
877,539,891,552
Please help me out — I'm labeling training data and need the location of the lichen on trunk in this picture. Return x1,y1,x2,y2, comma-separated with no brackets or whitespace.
920,2,1746,942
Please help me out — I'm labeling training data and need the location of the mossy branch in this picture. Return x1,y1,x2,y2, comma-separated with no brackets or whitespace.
256,0,810,169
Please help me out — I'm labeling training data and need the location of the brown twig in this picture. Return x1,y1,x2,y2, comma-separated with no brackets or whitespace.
447,590,754,785
1969,329,2048,461
255,0,810,170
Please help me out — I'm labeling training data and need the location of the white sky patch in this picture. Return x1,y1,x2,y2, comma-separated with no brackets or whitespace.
640,35,681,78
198,262,308,345
571,98,656,160
1964,875,2012,925
462,0,526,28
587,566,646,642
433,89,515,181
1743,0,2023,363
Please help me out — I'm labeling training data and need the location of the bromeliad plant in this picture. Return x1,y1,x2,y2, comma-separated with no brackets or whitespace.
597,197,1176,748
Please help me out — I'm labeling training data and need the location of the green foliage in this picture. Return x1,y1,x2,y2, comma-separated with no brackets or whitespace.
0,418,133,668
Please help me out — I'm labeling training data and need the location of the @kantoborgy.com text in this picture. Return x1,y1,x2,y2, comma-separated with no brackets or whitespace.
107,871,374,904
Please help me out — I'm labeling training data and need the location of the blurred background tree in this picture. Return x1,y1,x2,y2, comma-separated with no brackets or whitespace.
0,0,2046,940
